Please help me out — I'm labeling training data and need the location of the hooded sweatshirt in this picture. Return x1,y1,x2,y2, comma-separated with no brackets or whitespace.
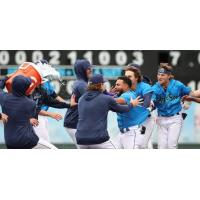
0,75,39,149
64,59,91,129
75,91,133,145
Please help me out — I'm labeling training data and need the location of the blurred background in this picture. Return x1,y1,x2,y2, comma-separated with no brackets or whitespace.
0,50,200,148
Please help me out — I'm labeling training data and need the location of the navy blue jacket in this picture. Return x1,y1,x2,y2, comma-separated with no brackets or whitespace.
76,91,133,145
64,61,90,129
0,75,39,149
31,86,70,119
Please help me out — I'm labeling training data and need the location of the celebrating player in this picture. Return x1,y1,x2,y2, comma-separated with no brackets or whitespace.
124,64,155,149
0,75,57,149
64,59,93,148
75,74,141,149
31,60,70,142
152,63,193,149
114,76,149,149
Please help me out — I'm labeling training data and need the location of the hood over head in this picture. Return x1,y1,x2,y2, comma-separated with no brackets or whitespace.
74,59,92,82
12,75,32,97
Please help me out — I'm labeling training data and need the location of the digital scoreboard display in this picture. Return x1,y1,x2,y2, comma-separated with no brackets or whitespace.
1,50,200,98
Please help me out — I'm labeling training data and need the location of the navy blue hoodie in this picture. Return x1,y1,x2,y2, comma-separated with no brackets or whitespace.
0,75,39,149
76,91,133,145
64,59,91,129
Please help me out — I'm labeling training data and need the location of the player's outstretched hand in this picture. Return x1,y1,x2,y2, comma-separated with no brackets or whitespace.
30,118,39,127
70,95,78,107
50,113,63,121
130,96,143,107
182,95,194,102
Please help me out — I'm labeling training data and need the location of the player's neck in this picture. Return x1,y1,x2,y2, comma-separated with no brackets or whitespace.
161,81,170,90
131,82,137,91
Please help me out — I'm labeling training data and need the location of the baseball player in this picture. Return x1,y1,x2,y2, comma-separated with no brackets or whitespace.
114,76,149,149
75,74,141,149
31,59,69,141
125,64,155,149
0,75,57,149
31,81,71,141
152,63,193,149
64,59,93,148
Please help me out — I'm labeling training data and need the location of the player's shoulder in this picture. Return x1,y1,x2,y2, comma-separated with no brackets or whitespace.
139,81,150,87
42,81,54,91
139,81,153,91
152,82,160,90
73,80,88,92
171,79,185,87
122,90,136,98
25,96,36,107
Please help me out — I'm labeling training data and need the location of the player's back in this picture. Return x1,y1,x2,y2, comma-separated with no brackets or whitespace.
1,75,39,149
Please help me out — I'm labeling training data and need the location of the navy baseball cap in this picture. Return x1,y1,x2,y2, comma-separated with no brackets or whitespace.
89,74,105,84
127,63,141,69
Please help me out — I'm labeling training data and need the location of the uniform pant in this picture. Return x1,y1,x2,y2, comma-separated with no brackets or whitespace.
34,116,50,142
141,114,156,149
65,128,79,148
117,125,144,149
78,140,117,149
157,114,183,149
33,138,58,149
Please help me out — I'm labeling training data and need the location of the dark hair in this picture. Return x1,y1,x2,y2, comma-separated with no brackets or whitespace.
125,67,142,83
88,83,103,92
117,76,132,88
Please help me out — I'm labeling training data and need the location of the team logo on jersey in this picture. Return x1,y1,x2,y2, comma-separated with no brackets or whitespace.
156,94,179,104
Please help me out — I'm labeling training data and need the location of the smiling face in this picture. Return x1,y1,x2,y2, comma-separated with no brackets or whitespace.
115,77,132,93
115,79,127,93
157,72,170,87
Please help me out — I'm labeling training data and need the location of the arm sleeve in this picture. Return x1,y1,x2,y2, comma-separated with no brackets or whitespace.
30,101,38,119
73,83,88,102
50,91,58,99
41,87,70,109
142,92,153,108
180,82,191,97
109,97,132,113
43,93,70,109
0,77,8,104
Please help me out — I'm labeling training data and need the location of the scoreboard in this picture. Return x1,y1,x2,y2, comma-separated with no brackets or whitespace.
0,50,200,98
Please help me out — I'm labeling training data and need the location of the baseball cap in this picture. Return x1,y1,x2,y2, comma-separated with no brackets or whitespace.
89,74,105,84
127,63,141,69
126,63,141,73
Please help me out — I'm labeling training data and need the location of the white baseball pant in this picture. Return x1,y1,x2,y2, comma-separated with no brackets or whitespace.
157,114,183,149
78,140,117,149
65,128,79,148
117,125,144,149
33,116,50,142
141,113,156,149
33,138,58,149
